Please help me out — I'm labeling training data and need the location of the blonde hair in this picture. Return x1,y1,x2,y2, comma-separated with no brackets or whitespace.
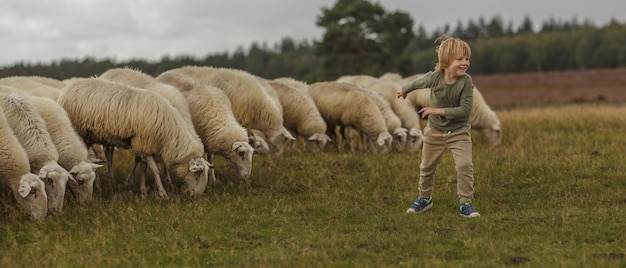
433,36,471,72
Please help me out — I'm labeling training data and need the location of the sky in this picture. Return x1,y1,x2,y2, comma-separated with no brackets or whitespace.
1,0,623,67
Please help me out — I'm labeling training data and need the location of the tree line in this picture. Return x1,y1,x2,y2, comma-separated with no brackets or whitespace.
1,0,624,83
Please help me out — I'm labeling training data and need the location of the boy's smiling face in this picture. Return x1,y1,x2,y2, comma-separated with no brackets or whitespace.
446,55,470,77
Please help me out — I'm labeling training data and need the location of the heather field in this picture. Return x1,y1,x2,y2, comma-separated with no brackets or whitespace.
1,69,625,267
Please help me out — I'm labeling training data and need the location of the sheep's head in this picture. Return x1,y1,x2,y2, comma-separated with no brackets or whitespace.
67,162,103,206
248,130,270,155
226,141,255,180
481,121,502,146
375,131,393,148
38,162,74,215
405,127,424,153
304,133,332,153
392,127,409,151
15,173,48,221
177,157,210,198
267,127,297,158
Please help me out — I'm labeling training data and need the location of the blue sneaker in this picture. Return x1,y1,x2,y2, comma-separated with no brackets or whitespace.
406,197,433,213
460,202,480,218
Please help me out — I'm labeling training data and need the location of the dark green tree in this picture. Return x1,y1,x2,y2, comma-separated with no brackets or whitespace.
314,0,413,80
518,15,534,34
487,16,505,37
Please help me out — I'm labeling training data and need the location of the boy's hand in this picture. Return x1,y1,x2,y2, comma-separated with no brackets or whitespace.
418,107,445,119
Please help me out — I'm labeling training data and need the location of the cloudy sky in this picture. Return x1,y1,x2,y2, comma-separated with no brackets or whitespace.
1,0,623,67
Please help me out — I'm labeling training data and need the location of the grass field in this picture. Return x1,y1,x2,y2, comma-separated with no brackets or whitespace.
1,102,625,267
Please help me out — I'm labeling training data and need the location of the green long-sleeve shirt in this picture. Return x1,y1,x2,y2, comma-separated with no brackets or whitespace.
402,71,474,132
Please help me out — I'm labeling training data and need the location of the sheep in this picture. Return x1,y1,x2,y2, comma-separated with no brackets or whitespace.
406,87,502,146
162,66,295,156
349,83,406,152
0,92,73,215
266,79,332,153
98,67,202,187
0,76,61,100
156,70,256,181
27,96,103,206
336,75,424,152
0,108,48,220
57,78,210,198
307,81,393,152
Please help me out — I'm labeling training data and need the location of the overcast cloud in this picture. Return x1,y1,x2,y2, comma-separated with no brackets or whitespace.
1,0,623,66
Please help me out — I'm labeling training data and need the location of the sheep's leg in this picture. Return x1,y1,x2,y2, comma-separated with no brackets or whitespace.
346,127,354,151
139,160,147,196
161,163,173,187
146,155,168,198
208,154,217,183
126,155,141,186
104,145,115,180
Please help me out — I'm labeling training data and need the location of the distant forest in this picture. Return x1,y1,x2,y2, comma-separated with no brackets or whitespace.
1,0,625,83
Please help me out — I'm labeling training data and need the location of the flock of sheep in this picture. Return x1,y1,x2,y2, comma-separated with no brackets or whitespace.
0,66,502,220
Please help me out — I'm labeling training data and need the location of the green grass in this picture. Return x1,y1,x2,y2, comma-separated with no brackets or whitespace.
1,103,625,267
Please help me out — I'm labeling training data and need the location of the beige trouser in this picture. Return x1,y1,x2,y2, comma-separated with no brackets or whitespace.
419,124,474,204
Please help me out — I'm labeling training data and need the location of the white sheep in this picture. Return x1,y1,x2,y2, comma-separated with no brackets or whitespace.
307,81,393,152
0,92,73,215
406,87,502,146
267,79,332,153
162,66,295,156
99,67,202,188
336,75,424,152
27,96,103,206
156,70,256,181
0,76,61,100
350,83,406,152
0,108,48,220
57,78,210,198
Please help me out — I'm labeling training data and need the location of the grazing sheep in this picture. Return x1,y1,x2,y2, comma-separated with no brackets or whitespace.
99,67,201,187
336,75,424,152
0,108,48,220
267,79,332,153
0,92,73,215
0,76,61,100
58,78,210,198
27,96,102,206
307,81,392,152
163,66,295,156
156,70,256,181
350,83,406,152
406,87,502,146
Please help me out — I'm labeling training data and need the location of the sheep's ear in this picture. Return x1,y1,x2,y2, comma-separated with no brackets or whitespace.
89,163,104,170
377,132,392,147
231,143,241,151
68,173,79,186
89,157,105,164
409,127,422,137
18,180,32,198
283,130,296,141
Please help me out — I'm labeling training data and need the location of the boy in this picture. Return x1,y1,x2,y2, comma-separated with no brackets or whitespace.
397,36,480,218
